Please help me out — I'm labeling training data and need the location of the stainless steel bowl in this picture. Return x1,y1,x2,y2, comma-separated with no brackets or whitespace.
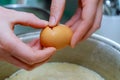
0,31,120,80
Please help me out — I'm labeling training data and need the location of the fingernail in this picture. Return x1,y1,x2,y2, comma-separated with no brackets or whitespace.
49,16,56,27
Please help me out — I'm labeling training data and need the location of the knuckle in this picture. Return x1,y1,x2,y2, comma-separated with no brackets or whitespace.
25,55,38,65
82,21,93,28
19,11,27,15
25,60,34,65
50,6,57,15
28,13,34,15
28,13,36,18
20,12,36,19
50,6,56,10
27,13,38,21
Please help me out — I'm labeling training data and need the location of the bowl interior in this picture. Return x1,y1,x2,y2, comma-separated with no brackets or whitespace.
0,32,120,80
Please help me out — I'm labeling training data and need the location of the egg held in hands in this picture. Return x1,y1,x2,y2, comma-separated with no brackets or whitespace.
40,25,73,49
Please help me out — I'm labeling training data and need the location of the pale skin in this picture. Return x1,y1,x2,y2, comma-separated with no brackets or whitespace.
0,7,56,70
0,0,103,70
49,0,103,48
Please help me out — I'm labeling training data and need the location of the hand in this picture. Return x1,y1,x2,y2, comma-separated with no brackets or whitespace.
49,0,66,26
0,7,56,70
49,0,103,48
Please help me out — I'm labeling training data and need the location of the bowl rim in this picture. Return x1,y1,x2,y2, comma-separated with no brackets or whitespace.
3,4,50,14
18,31,120,52
92,34,120,52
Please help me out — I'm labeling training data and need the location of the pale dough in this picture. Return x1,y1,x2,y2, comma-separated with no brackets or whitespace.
6,62,104,80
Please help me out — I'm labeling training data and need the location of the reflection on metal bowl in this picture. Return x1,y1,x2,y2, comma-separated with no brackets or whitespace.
0,31,120,80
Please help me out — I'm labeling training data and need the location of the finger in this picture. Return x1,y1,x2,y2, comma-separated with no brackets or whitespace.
0,29,56,65
1,54,31,70
27,39,54,61
27,56,50,71
0,46,10,61
49,0,66,27
71,0,99,48
27,38,39,47
29,39,41,50
2,55,49,70
70,20,81,33
0,7,48,29
34,47,56,63
82,0,103,40
65,8,81,27
14,11,48,28
1,48,52,70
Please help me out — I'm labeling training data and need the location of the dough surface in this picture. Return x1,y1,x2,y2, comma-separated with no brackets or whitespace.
6,62,104,80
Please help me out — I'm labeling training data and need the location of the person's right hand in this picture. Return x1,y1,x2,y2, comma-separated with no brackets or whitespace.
0,7,56,70
49,0,103,48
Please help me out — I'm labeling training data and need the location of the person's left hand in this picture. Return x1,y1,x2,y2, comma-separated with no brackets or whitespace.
0,7,56,70
49,0,103,48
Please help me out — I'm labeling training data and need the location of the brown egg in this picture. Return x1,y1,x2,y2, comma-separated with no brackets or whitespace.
40,24,73,49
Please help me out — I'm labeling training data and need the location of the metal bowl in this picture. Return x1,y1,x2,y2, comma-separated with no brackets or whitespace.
4,4,49,35
0,31,120,80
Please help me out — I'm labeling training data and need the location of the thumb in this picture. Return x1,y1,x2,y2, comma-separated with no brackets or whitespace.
49,0,66,27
